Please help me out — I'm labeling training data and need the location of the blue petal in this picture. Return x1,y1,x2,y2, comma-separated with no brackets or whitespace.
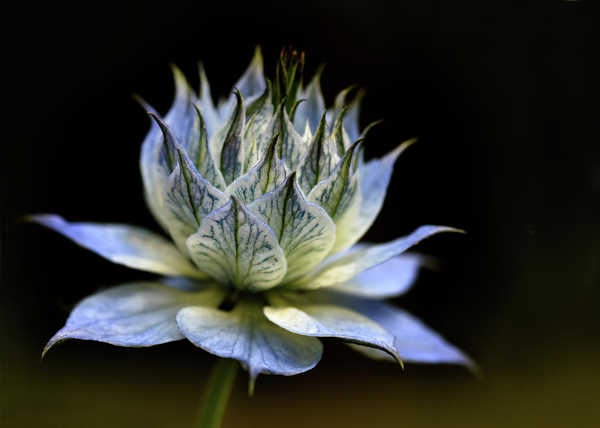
43,282,225,357
344,299,476,369
329,253,428,299
29,214,205,278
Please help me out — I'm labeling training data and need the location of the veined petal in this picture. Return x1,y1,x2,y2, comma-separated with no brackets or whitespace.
163,150,228,255
290,225,462,289
225,135,290,205
244,83,274,171
29,214,205,278
140,66,197,230
176,299,323,390
329,253,428,299
43,282,225,357
293,66,325,134
186,197,287,291
296,113,340,196
307,141,362,254
343,139,416,248
210,89,246,185
264,301,400,363
249,173,336,282
264,100,307,171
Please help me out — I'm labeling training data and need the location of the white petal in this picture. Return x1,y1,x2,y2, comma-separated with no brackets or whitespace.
186,197,287,291
307,141,362,254
30,214,205,278
249,173,336,282
264,303,400,362
43,282,224,356
163,150,228,255
176,299,322,387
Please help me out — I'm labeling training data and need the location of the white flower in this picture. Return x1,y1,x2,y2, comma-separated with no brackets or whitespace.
31,47,474,390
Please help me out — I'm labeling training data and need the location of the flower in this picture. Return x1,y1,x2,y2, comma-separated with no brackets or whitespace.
31,47,474,390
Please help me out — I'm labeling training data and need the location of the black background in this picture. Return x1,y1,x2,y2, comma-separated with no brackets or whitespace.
2,1,600,427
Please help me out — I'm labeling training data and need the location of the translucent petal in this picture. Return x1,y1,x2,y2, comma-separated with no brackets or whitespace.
225,135,290,205
140,66,197,230
273,290,474,369
264,301,400,362
343,299,475,368
329,253,428,299
217,46,266,121
293,66,325,134
343,139,416,248
163,150,228,255
186,197,287,291
197,62,222,138
29,214,205,278
249,173,336,282
43,282,225,357
290,225,462,289
176,299,323,386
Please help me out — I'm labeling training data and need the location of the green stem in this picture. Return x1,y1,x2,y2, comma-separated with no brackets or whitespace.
197,358,239,428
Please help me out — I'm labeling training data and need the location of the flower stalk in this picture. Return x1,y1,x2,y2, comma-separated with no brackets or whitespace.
197,359,239,428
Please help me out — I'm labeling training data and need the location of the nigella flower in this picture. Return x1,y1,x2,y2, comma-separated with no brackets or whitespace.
31,47,474,391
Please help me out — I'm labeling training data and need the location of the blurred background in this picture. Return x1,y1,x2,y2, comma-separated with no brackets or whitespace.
2,1,600,427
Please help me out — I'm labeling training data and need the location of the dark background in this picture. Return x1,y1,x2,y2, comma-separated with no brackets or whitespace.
2,1,600,427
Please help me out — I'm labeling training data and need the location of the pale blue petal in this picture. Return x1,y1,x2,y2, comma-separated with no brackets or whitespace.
163,150,228,255
43,282,225,357
176,299,323,386
186,197,287,291
343,139,416,248
293,66,325,134
344,299,475,368
29,214,205,278
264,301,400,362
289,225,462,289
344,88,365,142
329,253,428,299
217,46,266,121
197,62,222,138
140,66,197,230
249,173,336,282
273,290,475,368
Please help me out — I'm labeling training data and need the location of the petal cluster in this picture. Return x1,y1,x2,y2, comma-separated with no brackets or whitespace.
33,47,474,387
